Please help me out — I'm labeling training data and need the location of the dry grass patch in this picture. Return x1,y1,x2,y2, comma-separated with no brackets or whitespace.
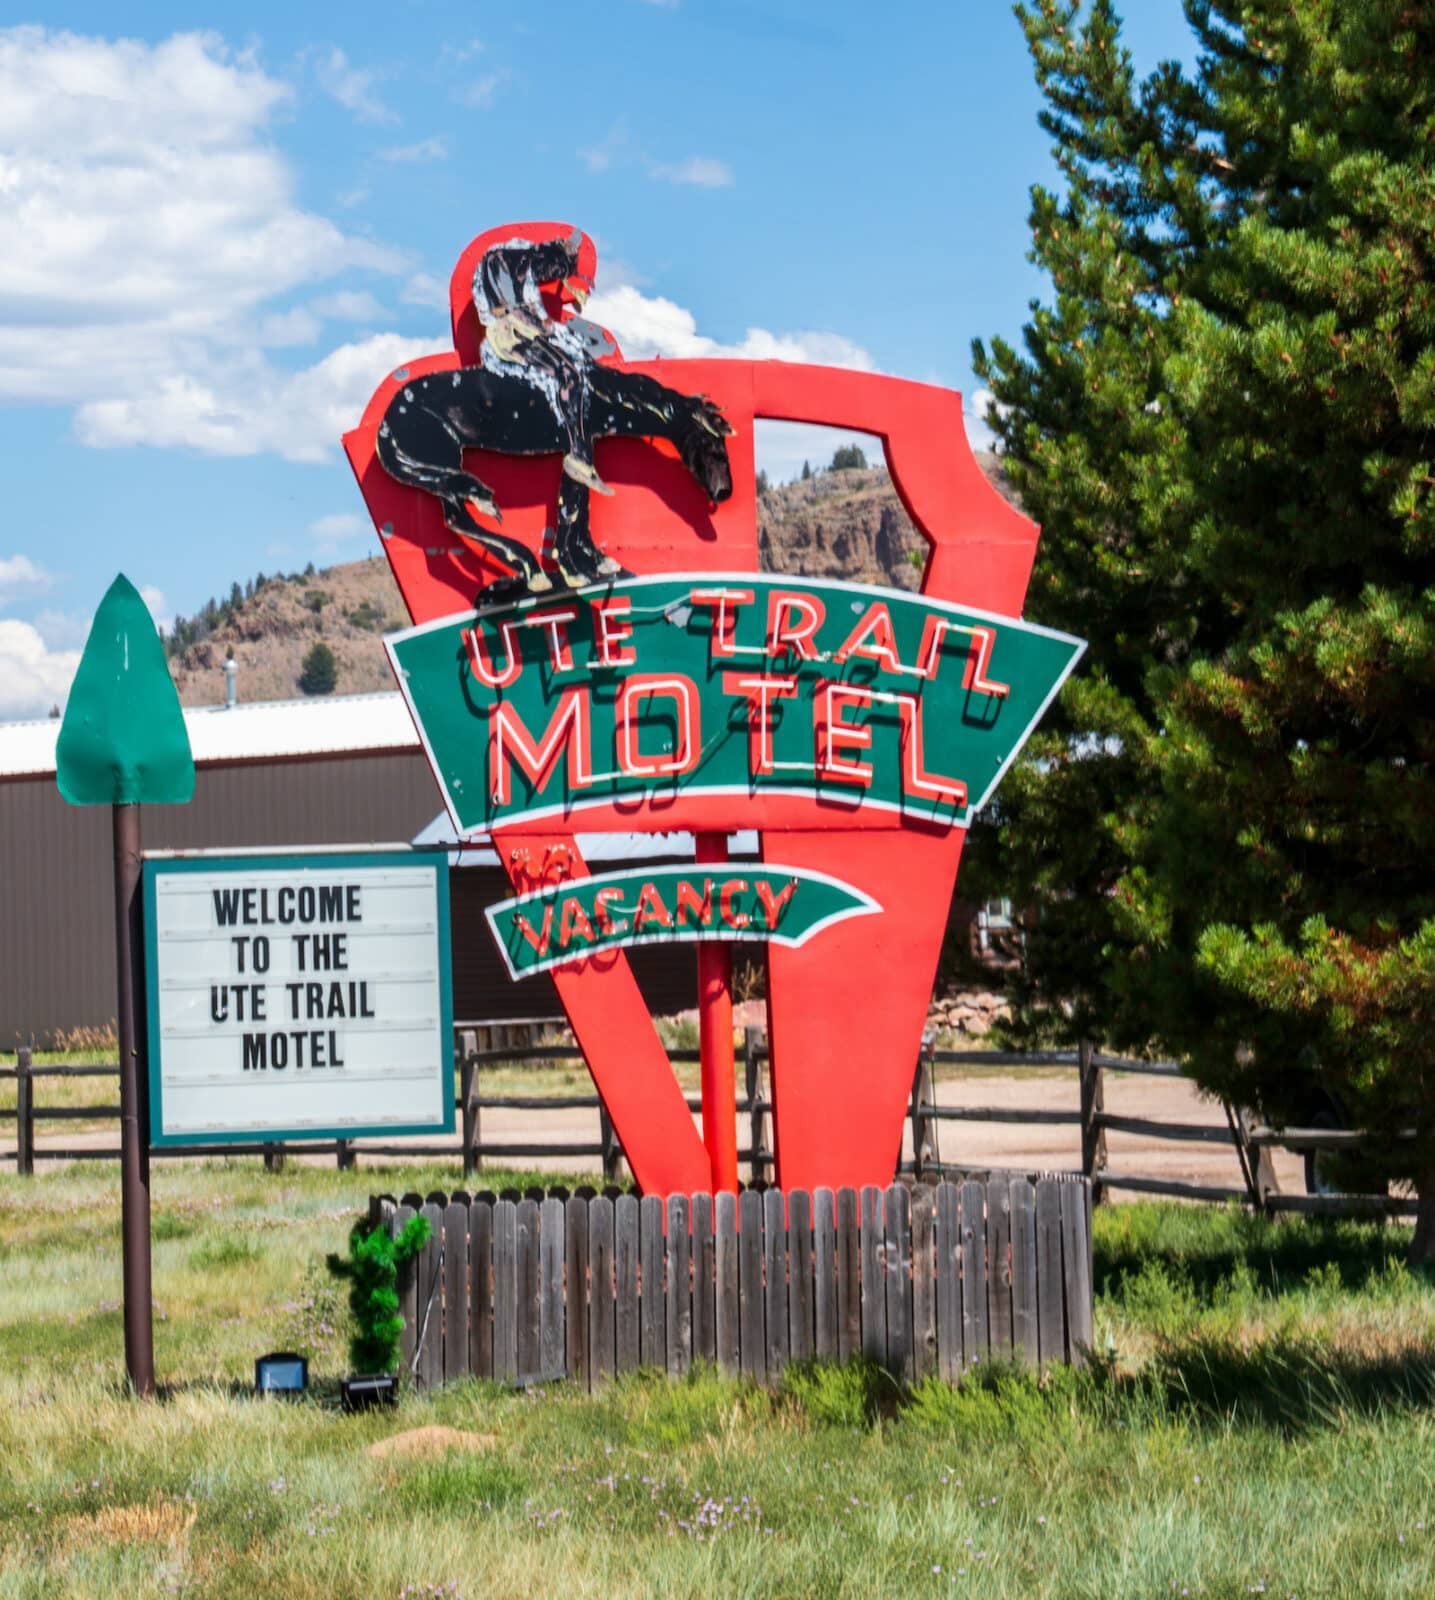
367,1425,497,1461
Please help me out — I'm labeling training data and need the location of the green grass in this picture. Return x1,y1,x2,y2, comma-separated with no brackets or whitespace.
1,1167,1433,1597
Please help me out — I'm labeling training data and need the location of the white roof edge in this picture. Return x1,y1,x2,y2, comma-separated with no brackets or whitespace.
0,691,420,779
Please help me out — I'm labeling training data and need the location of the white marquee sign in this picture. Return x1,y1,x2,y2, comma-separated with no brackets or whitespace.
143,850,453,1145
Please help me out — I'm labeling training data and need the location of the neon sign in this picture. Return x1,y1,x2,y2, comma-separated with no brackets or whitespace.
346,221,1084,1199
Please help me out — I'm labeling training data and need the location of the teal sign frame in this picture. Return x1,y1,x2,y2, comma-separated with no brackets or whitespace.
386,572,1085,838
487,862,880,979
143,850,454,1148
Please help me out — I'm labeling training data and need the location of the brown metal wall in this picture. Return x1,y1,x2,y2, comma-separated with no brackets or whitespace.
1,751,441,1045
2,752,699,1043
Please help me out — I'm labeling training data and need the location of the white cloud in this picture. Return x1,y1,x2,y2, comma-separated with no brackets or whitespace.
583,283,877,486
651,156,734,188
585,283,875,371
314,46,394,124
76,331,439,464
401,272,449,311
0,555,53,604
139,583,171,635
311,289,387,322
30,607,89,648
379,135,449,164
965,388,1003,452
309,511,367,551
459,72,506,109
255,307,322,347
0,28,415,463
753,423,887,485
0,618,81,718
578,121,630,174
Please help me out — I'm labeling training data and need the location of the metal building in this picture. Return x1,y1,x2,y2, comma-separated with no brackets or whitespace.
0,692,703,1045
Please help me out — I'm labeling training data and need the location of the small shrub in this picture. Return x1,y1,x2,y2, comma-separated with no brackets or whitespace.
346,599,385,631
783,1358,895,1429
901,1361,1076,1441
620,1364,750,1447
657,1016,700,1053
188,1235,263,1271
327,1214,432,1373
304,590,330,614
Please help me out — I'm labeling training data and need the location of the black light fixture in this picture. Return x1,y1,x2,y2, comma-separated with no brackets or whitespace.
341,1373,397,1413
255,1351,309,1397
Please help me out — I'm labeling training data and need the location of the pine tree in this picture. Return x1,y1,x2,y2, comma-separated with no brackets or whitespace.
830,443,868,471
299,641,338,696
973,1,1435,1250
800,460,812,481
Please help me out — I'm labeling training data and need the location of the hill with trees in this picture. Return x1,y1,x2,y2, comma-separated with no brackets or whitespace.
166,452,1012,705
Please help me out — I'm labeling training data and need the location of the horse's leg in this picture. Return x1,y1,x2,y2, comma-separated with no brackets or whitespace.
377,398,502,529
553,475,627,587
378,398,550,591
587,368,735,504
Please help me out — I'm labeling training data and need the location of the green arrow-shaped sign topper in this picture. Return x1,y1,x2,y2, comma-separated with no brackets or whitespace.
57,574,195,806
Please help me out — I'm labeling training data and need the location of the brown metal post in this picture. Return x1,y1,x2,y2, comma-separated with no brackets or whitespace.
1078,1038,1107,1205
910,1036,936,1181
599,1105,621,1184
695,833,739,1193
744,1026,771,1184
460,1029,480,1178
113,802,155,1397
15,1045,34,1176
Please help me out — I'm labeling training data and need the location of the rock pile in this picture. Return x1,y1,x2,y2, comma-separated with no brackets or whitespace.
925,989,1011,1038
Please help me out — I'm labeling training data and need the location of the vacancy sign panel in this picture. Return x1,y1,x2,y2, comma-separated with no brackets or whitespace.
144,851,454,1146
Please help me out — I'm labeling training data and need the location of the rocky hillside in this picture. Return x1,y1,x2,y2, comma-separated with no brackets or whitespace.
169,558,404,706
168,457,1013,706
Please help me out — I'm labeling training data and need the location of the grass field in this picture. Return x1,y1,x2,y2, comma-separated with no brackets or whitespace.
1,1163,1432,1598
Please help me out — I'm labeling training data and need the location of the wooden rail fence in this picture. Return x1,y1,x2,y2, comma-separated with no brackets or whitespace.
3,1032,1414,1219
373,1177,1094,1391
0,1029,774,1183
904,1043,1416,1219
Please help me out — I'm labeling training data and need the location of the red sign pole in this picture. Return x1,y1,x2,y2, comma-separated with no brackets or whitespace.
695,832,739,1192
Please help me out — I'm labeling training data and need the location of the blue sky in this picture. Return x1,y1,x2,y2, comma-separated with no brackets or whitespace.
0,3,1195,717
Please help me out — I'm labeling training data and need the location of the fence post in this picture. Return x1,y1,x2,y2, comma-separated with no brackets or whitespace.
335,1138,356,1172
460,1029,480,1179
1077,1039,1107,1205
744,1027,771,1184
1229,1103,1279,1213
910,1035,937,1180
16,1045,34,1177
599,1105,622,1185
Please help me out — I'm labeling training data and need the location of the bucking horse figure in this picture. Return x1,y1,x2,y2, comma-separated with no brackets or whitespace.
375,229,735,597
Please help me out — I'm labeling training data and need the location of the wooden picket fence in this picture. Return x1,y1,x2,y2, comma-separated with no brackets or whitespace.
373,1175,1094,1392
